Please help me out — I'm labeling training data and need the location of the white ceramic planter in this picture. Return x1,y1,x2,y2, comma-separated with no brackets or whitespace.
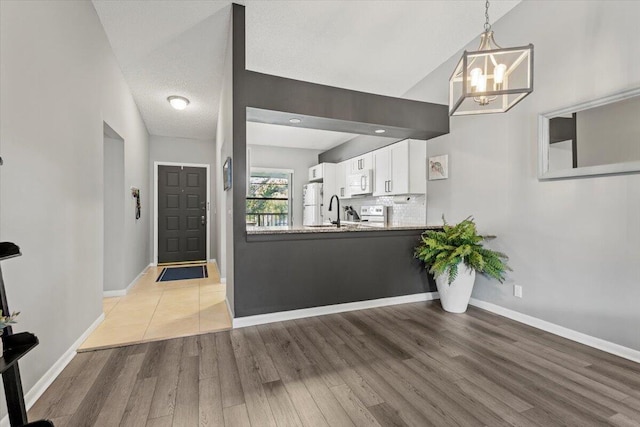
435,262,476,313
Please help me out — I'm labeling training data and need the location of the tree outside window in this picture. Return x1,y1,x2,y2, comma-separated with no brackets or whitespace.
246,170,292,226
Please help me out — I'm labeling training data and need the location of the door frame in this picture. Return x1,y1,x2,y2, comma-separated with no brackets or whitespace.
153,161,211,265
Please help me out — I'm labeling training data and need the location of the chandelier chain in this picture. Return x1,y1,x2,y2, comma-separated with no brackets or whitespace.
484,0,491,31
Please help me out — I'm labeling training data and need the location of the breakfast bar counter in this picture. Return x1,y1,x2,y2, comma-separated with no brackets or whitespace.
246,224,442,235
238,224,440,317
245,223,443,242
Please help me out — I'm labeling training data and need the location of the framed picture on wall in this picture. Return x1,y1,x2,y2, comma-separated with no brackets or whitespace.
428,155,449,180
223,157,232,190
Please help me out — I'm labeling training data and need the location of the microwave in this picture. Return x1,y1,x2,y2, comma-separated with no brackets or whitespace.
348,169,373,196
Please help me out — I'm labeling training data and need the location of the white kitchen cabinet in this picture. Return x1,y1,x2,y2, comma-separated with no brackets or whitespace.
349,152,373,173
336,160,350,198
308,162,335,182
307,163,337,222
373,147,391,196
372,139,426,196
308,164,322,182
391,141,410,195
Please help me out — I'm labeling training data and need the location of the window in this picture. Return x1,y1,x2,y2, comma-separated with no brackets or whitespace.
246,168,293,227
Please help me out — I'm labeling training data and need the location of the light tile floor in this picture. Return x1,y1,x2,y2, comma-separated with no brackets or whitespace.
78,262,231,351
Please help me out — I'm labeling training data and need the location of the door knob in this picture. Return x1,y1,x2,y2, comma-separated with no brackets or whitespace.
201,215,206,225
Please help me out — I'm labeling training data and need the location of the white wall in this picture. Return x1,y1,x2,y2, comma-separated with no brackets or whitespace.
215,9,233,311
149,135,217,262
406,1,640,351
103,134,125,292
0,0,150,412
248,145,322,227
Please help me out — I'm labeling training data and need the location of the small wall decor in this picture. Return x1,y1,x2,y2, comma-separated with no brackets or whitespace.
131,187,141,219
428,155,449,180
223,157,232,190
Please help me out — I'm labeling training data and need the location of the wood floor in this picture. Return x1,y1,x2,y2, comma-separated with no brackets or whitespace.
30,301,640,427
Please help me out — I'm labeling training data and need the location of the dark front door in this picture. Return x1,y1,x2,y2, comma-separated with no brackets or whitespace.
158,165,207,263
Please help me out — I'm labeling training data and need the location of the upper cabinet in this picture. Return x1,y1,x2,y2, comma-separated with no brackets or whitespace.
336,161,350,198
373,139,426,196
309,140,426,199
309,163,333,182
349,153,373,173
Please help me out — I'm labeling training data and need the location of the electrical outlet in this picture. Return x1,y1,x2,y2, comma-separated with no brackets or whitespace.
514,285,523,298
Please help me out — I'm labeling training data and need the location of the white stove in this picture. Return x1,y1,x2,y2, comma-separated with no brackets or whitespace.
360,205,388,227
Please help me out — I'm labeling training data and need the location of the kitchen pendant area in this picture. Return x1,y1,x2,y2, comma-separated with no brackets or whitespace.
238,101,449,318
246,121,433,235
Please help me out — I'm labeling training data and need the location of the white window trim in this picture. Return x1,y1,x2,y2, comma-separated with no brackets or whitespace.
249,167,295,226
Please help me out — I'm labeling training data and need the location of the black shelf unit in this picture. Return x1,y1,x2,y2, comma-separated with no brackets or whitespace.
0,242,52,427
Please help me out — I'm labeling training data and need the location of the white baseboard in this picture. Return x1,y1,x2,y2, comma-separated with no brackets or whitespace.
225,297,234,321
0,313,105,427
469,298,640,364
220,277,227,284
103,289,127,297
103,263,151,297
233,292,439,329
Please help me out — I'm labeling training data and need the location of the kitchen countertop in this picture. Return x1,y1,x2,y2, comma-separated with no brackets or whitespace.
246,223,443,235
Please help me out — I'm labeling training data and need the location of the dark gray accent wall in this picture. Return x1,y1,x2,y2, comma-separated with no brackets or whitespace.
549,116,576,144
245,71,449,139
230,3,448,318
231,4,247,314
237,230,436,317
247,108,412,141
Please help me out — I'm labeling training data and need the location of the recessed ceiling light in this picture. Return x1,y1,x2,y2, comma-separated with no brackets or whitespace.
374,129,386,134
289,118,302,124
167,96,190,110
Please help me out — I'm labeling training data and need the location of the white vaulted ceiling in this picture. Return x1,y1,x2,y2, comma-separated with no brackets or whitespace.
92,0,521,140
92,1,230,140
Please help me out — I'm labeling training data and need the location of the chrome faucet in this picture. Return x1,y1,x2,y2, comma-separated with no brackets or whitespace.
328,195,340,228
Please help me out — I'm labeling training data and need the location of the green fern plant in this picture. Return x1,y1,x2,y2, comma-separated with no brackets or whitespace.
415,216,511,285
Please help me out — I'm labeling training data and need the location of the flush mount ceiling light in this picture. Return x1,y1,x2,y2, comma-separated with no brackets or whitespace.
167,95,190,110
374,129,386,134
289,118,302,124
449,1,533,116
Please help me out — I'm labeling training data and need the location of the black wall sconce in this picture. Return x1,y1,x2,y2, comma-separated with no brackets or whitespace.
131,187,141,220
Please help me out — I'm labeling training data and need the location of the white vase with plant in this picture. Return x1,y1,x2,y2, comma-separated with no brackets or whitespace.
415,217,510,313
0,311,19,355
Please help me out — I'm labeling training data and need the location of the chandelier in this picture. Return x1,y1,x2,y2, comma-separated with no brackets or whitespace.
449,1,533,116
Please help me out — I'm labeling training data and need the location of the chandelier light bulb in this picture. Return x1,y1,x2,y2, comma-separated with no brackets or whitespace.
494,63,507,85
470,68,483,87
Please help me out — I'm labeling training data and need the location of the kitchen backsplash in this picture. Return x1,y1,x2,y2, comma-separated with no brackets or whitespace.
344,195,426,226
